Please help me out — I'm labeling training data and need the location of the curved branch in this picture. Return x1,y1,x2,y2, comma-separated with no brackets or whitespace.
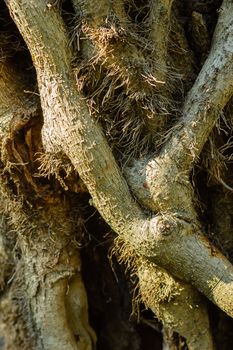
126,0,233,202
7,0,233,320
7,0,145,236
164,0,233,171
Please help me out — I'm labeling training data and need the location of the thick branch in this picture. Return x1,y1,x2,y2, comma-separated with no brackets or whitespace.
7,0,145,237
26,2,213,344
164,0,233,171
124,1,233,215
7,0,233,319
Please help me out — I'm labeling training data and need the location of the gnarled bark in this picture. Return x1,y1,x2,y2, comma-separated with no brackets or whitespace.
6,0,233,317
2,0,233,348
0,53,95,350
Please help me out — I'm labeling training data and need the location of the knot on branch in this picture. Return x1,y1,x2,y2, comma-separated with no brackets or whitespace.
136,213,194,258
125,156,196,218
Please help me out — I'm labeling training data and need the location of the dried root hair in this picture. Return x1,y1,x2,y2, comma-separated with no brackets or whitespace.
111,236,181,321
71,0,178,162
37,152,87,193
37,152,74,189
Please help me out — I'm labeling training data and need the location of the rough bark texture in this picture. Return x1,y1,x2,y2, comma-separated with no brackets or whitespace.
1,0,233,349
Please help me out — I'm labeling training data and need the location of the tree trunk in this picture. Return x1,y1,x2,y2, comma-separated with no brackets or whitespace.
1,0,233,349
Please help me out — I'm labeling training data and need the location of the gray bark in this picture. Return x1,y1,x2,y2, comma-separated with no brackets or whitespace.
1,0,233,348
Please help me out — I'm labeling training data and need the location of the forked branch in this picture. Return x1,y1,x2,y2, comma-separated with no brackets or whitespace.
6,0,233,321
